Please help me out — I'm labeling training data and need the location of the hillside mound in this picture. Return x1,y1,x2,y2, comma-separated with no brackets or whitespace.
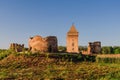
0,53,58,68
0,53,96,68
0,53,120,80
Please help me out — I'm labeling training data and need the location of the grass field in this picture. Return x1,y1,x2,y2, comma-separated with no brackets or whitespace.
0,51,120,80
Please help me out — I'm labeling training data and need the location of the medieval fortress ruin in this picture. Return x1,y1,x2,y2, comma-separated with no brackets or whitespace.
66,24,101,54
9,25,101,54
10,43,24,52
28,35,58,53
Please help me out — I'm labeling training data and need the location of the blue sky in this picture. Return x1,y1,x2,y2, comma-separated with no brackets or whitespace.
0,0,120,49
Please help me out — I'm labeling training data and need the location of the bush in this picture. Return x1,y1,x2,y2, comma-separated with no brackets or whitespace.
0,50,11,60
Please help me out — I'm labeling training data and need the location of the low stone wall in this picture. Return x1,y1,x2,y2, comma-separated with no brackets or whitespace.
10,43,24,52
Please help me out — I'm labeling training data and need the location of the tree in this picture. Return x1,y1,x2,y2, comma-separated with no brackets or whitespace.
58,46,66,52
114,48,120,54
79,46,87,52
113,47,120,54
112,46,120,54
102,46,113,54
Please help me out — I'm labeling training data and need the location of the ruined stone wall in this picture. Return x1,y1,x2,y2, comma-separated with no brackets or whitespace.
87,41,101,54
10,43,24,52
28,35,48,53
93,42,101,53
28,35,58,53
46,36,58,52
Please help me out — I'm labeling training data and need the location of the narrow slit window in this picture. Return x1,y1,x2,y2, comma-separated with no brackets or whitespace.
72,43,74,46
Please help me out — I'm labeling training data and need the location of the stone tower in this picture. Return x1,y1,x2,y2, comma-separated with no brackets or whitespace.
87,41,101,54
66,24,79,53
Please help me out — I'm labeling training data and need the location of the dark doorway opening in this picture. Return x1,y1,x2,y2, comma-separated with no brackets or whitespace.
48,45,52,53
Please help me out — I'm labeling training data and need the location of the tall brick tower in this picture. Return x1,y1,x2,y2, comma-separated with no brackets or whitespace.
66,24,79,53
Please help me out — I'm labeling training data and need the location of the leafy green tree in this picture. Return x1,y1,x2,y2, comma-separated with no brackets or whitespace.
79,46,87,52
102,46,113,54
58,46,66,52
114,48,120,54
113,46,120,54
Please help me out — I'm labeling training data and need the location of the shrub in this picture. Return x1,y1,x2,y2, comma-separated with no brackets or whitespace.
0,50,11,60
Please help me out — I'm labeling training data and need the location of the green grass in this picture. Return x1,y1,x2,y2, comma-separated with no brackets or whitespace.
0,52,120,79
